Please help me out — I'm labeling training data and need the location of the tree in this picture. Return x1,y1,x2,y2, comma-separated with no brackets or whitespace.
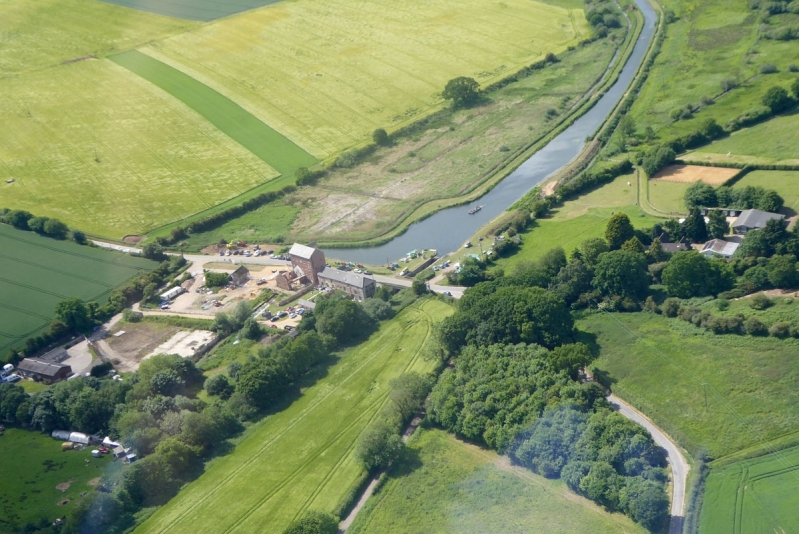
549,343,593,379
442,77,480,108
707,210,729,239
684,182,717,209
43,218,69,239
372,128,389,146
54,297,93,332
792,77,799,98
621,236,646,254
242,317,262,340
539,247,567,277
151,369,185,396
141,242,166,260
205,374,234,399
618,115,636,140
205,272,229,288
642,145,676,176
552,259,593,304
142,282,158,303
662,252,723,298
411,278,427,295
581,237,610,266
605,213,635,250
362,298,394,320
355,419,403,471
735,229,771,258
212,312,236,336
71,229,87,244
27,216,48,233
5,209,33,230
156,437,200,474
620,478,670,530
388,372,433,422
647,238,670,263
682,209,708,242
283,511,338,534
762,86,793,113
767,255,798,288
699,117,724,139
592,251,649,300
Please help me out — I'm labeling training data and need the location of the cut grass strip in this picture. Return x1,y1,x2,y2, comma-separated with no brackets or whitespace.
100,0,284,22
110,50,317,178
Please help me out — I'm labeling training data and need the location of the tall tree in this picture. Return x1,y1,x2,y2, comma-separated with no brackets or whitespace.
442,77,480,108
605,213,635,250
681,209,708,242
706,210,729,239
54,298,93,332
592,250,649,300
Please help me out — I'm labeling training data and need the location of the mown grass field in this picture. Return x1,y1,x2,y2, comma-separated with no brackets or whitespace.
101,0,283,22
493,173,661,271
0,224,156,355
699,445,799,534
735,170,799,215
580,312,799,459
0,0,197,73
0,427,113,529
136,298,451,534
647,179,689,214
0,58,280,238
688,112,799,166
142,0,589,159
621,0,799,147
349,428,646,534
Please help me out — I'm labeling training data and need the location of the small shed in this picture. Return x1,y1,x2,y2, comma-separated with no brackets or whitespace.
126,453,137,463
52,430,71,441
61,442,73,451
229,265,250,286
159,286,185,301
69,432,89,445
91,450,102,458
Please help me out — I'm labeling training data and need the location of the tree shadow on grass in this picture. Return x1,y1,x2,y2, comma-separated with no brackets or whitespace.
386,446,423,479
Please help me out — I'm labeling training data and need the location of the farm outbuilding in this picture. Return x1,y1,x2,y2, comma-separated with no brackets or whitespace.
731,209,784,234
159,286,185,301
289,243,326,285
17,358,72,383
700,239,739,259
229,266,250,286
317,268,376,301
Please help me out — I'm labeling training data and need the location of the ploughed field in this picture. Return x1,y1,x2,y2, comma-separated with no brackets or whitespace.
0,224,155,355
136,299,451,534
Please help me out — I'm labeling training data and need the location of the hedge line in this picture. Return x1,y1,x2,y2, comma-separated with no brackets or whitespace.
557,159,633,200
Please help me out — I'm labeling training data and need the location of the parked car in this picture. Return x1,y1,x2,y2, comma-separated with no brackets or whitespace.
289,313,297,319
270,316,279,322
442,291,452,296
283,325,294,331
278,311,288,318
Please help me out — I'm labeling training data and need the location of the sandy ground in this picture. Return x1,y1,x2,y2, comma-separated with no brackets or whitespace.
106,323,180,373
652,164,739,185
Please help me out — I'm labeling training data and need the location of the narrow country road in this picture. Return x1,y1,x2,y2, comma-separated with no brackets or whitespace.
607,394,689,534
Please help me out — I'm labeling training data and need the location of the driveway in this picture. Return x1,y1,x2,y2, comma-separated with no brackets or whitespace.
608,394,689,534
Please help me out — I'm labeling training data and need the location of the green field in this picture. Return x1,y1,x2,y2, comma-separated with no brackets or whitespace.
699,445,799,534
0,224,156,354
619,0,799,148
493,173,661,271
136,298,451,533
580,312,799,459
735,170,799,214
101,0,283,22
0,0,197,74
110,50,317,178
647,179,690,214
0,58,281,238
141,0,589,159
349,428,646,534
0,427,114,529
688,113,799,166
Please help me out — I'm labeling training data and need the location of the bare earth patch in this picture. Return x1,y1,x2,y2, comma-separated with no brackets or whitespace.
123,235,143,244
56,481,72,492
87,477,102,487
57,499,70,506
652,164,739,185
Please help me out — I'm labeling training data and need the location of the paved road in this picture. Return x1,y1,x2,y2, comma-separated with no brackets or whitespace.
608,394,689,534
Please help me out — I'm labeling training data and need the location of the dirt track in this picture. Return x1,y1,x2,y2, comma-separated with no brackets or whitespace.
652,164,738,185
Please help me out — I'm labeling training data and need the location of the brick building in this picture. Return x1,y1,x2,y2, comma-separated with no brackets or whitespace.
289,243,326,285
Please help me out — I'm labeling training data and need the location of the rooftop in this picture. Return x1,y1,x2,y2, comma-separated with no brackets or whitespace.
289,243,321,260
701,239,739,257
318,267,375,289
732,209,784,229
18,358,71,377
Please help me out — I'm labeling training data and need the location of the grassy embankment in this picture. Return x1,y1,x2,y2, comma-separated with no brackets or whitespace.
178,16,628,249
348,428,647,534
0,428,115,528
136,298,451,534
0,224,156,356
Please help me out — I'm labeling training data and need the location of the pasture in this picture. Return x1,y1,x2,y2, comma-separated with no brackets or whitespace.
0,427,113,530
734,170,799,215
688,112,799,166
492,173,661,271
348,428,646,534
0,0,196,73
0,59,280,238
136,299,452,534
142,0,590,159
699,445,799,534
580,312,799,459
0,224,155,356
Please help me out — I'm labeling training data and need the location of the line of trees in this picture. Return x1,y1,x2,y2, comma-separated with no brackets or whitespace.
2,209,85,243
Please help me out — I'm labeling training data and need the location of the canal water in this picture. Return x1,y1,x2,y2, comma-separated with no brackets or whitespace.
325,0,657,265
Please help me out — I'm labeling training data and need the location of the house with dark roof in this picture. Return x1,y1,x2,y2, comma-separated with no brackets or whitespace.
658,233,690,253
289,243,326,285
317,268,376,300
228,265,250,286
700,239,739,259
17,358,72,383
731,209,784,234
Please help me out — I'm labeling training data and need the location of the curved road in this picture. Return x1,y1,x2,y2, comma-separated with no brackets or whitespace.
608,394,688,534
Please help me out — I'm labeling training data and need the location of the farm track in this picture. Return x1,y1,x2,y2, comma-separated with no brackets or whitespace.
146,307,436,533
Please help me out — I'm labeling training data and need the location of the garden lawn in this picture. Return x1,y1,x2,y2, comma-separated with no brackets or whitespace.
0,224,156,356
699,445,799,534
136,298,452,534
0,59,280,238
141,0,589,158
580,312,799,459
0,0,196,74
689,112,799,166
0,428,113,529
348,428,646,534
494,173,661,271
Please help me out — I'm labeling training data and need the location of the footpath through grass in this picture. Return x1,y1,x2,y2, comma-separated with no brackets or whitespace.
110,50,317,178
580,312,799,459
348,428,646,534
0,224,156,356
699,445,799,534
136,298,451,534
0,427,114,529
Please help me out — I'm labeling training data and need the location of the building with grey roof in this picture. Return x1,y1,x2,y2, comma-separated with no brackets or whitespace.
289,243,326,285
317,267,376,301
658,233,690,253
731,209,784,234
700,239,739,259
17,358,72,383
